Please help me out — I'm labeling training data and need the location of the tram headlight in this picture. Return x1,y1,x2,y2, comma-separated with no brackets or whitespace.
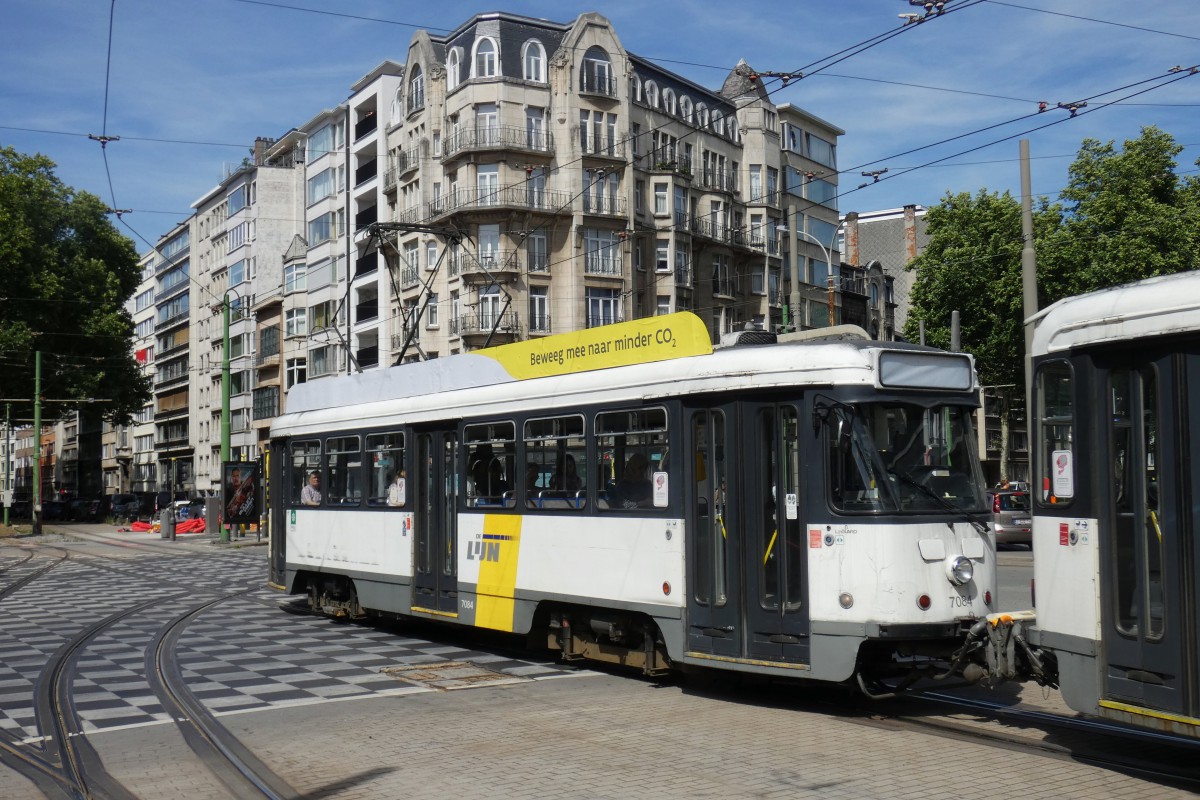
944,555,974,586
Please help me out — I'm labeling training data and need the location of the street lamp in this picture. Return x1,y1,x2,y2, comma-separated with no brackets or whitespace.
781,223,843,328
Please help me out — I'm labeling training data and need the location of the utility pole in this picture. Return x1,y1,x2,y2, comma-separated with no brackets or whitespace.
1019,139,1039,424
3,403,9,528
32,352,41,536
221,293,231,464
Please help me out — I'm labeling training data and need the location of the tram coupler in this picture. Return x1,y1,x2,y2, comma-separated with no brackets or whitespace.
959,610,1059,689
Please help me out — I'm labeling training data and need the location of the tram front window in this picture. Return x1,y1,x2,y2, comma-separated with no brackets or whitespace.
825,401,986,514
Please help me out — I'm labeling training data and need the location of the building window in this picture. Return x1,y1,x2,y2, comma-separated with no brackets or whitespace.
473,37,497,79
585,287,620,328
285,309,307,337
527,232,548,272
522,40,545,82
426,293,439,327
654,183,668,215
657,295,671,315
580,46,612,94
529,287,548,332
656,239,669,273
408,65,425,113
285,358,306,389
284,262,306,293
446,49,461,89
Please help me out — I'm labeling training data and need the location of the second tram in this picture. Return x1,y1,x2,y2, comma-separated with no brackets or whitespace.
1022,270,1200,738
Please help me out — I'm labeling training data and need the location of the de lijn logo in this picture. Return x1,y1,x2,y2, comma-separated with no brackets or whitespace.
466,533,512,563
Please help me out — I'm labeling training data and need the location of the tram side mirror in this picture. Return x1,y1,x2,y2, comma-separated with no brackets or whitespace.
813,401,853,450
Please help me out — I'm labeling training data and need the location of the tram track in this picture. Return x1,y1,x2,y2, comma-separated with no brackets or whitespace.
0,540,300,799
865,689,1200,791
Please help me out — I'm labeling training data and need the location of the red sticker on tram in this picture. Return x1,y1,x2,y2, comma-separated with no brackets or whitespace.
1059,523,1069,546
809,529,823,548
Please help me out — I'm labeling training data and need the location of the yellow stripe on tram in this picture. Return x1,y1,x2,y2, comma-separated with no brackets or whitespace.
474,513,523,632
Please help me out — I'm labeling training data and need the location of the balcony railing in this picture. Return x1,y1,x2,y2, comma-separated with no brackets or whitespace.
443,125,555,159
586,313,624,328
644,150,693,178
384,147,420,192
356,346,379,369
455,250,521,282
699,168,738,194
355,159,377,186
400,265,420,289
453,310,519,337
674,266,693,287
584,255,622,277
579,72,617,97
355,252,378,278
580,136,626,160
354,114,377,141
428,186,574,218
581,194,627,217
355,206,378,232
528,313,552,334
355,299,379,324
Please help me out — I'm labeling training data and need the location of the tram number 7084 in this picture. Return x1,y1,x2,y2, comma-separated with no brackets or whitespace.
949,594,975,609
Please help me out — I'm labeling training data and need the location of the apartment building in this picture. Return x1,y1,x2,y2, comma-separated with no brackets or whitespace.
190,136,306,494
363,11,849,360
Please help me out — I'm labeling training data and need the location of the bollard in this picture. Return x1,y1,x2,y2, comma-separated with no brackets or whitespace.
160,509,175,540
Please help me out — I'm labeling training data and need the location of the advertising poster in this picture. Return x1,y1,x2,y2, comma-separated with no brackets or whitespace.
223,461,260,524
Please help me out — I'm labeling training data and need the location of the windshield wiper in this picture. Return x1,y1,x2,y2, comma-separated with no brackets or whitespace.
888,467,990,535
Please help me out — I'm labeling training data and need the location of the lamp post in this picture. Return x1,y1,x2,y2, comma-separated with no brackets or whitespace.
783,225,842,329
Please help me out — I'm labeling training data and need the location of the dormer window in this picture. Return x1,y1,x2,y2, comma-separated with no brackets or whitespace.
447,48,462,89
473,37,498,79
522,39,546,82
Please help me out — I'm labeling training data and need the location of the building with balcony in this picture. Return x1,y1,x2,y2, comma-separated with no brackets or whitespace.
355,10,850,364
191,135,306,494
148,222,193,499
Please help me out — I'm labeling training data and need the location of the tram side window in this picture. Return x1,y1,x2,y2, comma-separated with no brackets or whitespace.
595,407,669,511
524,415,587,510
1036,362,1074,505
291,440,321,505
366,432,406,507
465,421,516,508
326,436,362,505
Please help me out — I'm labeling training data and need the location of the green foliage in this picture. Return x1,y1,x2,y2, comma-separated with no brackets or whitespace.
0,146,151,425
905,127,1200,388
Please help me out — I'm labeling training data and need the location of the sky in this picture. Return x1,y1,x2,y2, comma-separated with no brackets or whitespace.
2,0,1198,255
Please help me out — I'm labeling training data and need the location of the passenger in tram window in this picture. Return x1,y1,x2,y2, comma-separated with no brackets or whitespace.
387,470,406,507
487,460,509,497
616,453,653,509
301,471,322,506
553,454,582,493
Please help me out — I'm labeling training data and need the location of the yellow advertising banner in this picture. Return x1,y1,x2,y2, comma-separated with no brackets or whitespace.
478,312,712,381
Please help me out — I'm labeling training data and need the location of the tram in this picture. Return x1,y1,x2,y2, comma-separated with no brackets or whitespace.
268,312,997,690
1021,270,1200,738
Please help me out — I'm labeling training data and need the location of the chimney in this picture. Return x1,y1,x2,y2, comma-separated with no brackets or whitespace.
843,212,860,266
253,136,277,166
903,204,918,263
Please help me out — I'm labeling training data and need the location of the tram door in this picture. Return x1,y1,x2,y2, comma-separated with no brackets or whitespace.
686,406,741,657
1097,352,1194,718
741,403,808,662
413,428,460,615
685,402,808,662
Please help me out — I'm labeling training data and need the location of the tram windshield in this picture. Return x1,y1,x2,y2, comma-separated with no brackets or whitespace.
824,400,987,514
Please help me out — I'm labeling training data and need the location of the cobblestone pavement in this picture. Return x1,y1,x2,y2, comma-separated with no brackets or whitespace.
0,528,1190,799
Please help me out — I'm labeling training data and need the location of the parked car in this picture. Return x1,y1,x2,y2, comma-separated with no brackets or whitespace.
111,493,140,521
987,489,1031,547
41,500,66,521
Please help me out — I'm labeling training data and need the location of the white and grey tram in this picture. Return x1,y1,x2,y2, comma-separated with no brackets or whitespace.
268,313,996,690
1021,271,1200,738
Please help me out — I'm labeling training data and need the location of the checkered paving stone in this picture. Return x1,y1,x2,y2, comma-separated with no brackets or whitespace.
0,549,589,739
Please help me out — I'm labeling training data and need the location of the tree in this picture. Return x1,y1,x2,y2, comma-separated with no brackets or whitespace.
0,146,151,425
1039,126,1200,300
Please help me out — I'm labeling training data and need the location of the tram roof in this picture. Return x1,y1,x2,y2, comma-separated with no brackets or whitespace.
1031,270,1200,355
273,314,974,437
